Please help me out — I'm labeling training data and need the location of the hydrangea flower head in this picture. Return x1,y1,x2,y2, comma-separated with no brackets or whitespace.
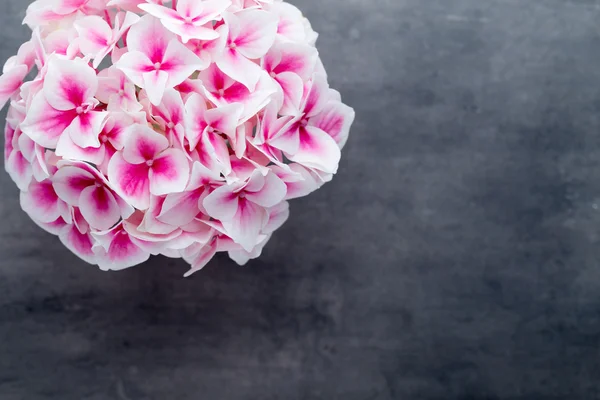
2,0,355,274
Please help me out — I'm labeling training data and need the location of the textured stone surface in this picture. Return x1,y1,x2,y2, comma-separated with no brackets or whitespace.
2,0,600,399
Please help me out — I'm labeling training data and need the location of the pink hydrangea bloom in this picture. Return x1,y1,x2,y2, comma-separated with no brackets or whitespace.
1,0,355,275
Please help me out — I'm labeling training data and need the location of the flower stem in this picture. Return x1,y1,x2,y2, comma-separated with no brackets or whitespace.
104,10,113,29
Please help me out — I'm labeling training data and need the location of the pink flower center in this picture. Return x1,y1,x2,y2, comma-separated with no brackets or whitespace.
269,71,277,78
167,122,175,129
207,126,214,133
153,62,162,70
300,118,309,127
218,88,225,96
238,192,246,199
94,181,102,188
146,160,154,167
228,42,237,49
100,134,108,143
117,89,125,96
76,106,84,114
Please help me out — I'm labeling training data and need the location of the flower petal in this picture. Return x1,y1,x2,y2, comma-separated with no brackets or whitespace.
107,152,151,210
183,92,208,149
162,39,207,87
65,111,108,149
179,0,229,23
157,189,203,227
222,198,267,251
302,73,330,118
205,102,243,139
137,3,180,22
20,180,68,224
0,65,28,109
203,184,239,221
275,43,318,79
288,126,341,174
52,164,96,204
43,58,97,111
123,210,182,246
216,47,263,91
56,130,106,165
79,185,121,230
275,71,303,115
148,148,190,195
276,163,322,200
227,10,277,59
139,195,180,234
125,13,175,60
165,219,213,251
310,100,355,149
31,216,70,236
122,124,169,164
143,69,170,106
228,233,270,265
6,150,33,191
244,171,287,208
74,15,112,58
115,50,153,88
59,224,97,265
21,93,77,148
270,2,306,43
162,20,220,44
183,242,217,277
93,224,150,270
263,201,289,234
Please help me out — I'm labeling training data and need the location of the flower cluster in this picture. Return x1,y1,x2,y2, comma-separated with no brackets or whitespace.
1,0,354,275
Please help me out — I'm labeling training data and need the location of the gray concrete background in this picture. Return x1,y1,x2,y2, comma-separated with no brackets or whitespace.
1,0,600,399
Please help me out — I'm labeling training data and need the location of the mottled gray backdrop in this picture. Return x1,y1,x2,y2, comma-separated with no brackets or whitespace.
1,0,600,399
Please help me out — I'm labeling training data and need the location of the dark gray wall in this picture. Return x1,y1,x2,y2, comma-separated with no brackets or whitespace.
1,0,600,399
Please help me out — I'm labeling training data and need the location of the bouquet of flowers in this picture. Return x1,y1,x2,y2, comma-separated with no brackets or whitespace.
0,0,354,275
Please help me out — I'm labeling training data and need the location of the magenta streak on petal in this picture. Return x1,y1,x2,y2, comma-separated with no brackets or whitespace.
76,111,94,130
34,181,60,210
118,162,150,198
63,226,95,258
147,38,167,64
105,123,124,143
232,198,264,249
90,185,111,212
151,155,177,181
196,139,214,166
90,29,110,47
108,229,138,262
211,68,226,91
298,126,316,149
274,54,306,76
159,58,176,72
157,190,203,226
67,174,95,192
4,125,15,156
316,112,344,141
190,15,205,24
223,82,249,102
42,108,79,138
59,78,88,107
277,20,292,35
12,151,29,175
136,136,161,161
